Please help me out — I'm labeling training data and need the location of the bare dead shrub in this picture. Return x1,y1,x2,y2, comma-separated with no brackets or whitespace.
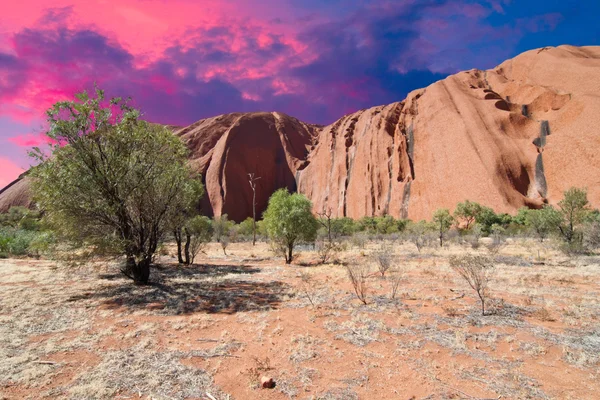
345,263,370,305
449,254,495,315
373,245,393,277
298,272,319,308
350,232,368,249
388,272,402,300
316,240,345,264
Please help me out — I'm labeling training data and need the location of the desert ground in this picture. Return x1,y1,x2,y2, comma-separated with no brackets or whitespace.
1,239,599,400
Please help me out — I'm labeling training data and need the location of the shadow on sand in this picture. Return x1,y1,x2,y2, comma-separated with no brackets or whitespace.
69,263,291,315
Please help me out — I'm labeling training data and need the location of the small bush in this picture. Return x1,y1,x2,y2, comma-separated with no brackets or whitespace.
449,254,495,315
345,263,370,305
388,272,402,300
316,240,344,264
373,245,393,277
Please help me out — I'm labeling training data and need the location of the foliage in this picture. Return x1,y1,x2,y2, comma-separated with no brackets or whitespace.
449,254,495,315
432,208,454,247
237,217,255,237
356,215,407,234
454,200,483,230
263,189,318,264
557,187,590,246
0,207,41,231
475,206,512,236
330,217,356,238
29,88,200,283
212,214,234,242
524,206,562,242
0,228,47,257
186,216,213,264
405,220,434,252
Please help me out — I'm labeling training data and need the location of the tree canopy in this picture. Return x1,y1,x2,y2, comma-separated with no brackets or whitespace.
263,189,318,264
30,88,201,283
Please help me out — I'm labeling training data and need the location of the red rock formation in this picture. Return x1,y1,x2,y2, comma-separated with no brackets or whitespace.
299,45,600,220
1,45,599,221
175,112,317,222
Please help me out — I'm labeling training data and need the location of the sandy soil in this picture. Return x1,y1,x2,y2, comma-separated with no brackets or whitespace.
1,239,599,399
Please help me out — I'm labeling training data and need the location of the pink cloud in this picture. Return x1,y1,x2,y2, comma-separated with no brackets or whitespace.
0,157,25,189
7,132,52,147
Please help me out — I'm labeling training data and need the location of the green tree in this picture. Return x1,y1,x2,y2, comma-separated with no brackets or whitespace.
432,208,454,247
454,200,482,230
185,216,213,264
558,187,590,244
30,88,199,283
475,206,501,236
263,189,318,264
524,206,561,242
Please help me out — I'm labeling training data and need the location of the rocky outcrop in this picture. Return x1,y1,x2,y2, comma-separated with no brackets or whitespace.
175,112,318,222
1,45,599,221
0,175,32,212
299,45,600,220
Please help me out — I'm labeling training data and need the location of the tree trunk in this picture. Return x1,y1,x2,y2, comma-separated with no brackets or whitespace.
123,256,151,284
286,244,293,264
132,257,151,284
252,189,257,246
174,229,184,264
184,228,191,265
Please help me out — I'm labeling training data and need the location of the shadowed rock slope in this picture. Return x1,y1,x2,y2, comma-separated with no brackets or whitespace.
1,46,599,221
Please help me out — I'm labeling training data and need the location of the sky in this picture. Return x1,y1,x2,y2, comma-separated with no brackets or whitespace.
0,0,599,188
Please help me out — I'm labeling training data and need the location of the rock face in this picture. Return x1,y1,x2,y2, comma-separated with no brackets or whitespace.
174,112,317,222
299,45,600,220
1,45,599,221
0,175,32,212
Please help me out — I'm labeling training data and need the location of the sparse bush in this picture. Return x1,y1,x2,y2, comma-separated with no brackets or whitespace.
449,254,495,315
220,234,230,256
212,214,234,243
316,240,344,264
345,263,370,305
406,220,434,252
388,272,402,300
298,272,319,308
583,214,600,251
350,232,368,249
373,245,393,277
485,224,506,254
186,216,213,264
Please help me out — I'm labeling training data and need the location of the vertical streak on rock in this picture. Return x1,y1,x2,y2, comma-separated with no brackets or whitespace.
535,153,548,199
532,120,550,200
407,123,415,180
401,181,412,219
